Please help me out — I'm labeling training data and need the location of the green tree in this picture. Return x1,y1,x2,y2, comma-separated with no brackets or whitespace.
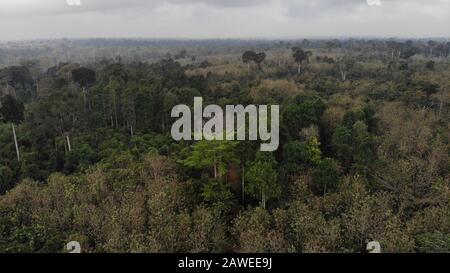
242,51,266,71
311,158,341,196
181,139,239,179
331,111,377,173
236,140,258,204
201,178,234,209
336,55,355,81
283,137,322,174
282,96,325,139
71,67,96,89
72,67,96,108
246,152,280,209
416,232,450,253
0,95,24,161
254,52,266,70
242,51,257,72
292,47,311,74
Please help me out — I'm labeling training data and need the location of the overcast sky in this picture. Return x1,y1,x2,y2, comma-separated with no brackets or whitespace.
0,0,448,41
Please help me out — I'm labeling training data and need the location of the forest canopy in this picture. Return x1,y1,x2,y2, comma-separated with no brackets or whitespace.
0,38,449,253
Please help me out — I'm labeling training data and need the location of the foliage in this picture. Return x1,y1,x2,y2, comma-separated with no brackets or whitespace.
181,139,239,178
0,39,449,253
245,152,281,208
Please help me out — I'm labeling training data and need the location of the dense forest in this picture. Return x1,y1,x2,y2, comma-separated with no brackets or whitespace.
0,38,449,253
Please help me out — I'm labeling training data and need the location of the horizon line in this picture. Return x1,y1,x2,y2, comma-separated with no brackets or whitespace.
1,36,449,43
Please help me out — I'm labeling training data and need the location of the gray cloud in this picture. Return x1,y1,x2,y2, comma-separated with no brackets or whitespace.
285,0,364,17
0,0,271,15
0,0,448,40
284,0,450,18
169,0,271,8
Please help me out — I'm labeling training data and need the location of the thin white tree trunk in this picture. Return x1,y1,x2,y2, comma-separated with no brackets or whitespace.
66,134,72,152
214,163,217,179
12,123,20,162
340,68,347,81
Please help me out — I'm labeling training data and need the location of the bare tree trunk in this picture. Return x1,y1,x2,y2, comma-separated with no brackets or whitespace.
66,134,72,152
214,163,217,179
297,63,301,74
11,123,20,162
340,68,347,81
130,124,134,137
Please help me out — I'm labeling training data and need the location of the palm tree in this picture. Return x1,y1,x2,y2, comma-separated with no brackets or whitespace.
292,47,312,74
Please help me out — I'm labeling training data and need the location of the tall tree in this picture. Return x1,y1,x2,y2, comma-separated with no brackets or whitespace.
336,56,355,81
245,152,280,209
242,51,257,72
0,95,24,161
236,140,258,204
282,95,326,139
254,52,266,70
181,139,240,179
72,67,96,107
311,158,341,196
427,40,437,58
20,59,42,100
242,51,266,72
292,47,311,74
0,66,34,99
